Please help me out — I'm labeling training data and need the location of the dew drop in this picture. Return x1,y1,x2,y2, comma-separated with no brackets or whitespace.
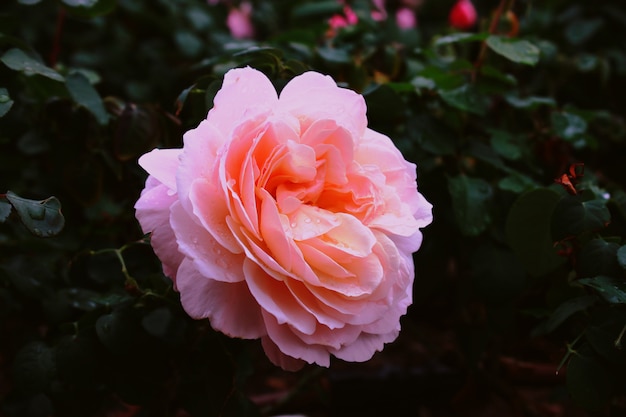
290,222,297,228
304,218,312,224
315,219,321,224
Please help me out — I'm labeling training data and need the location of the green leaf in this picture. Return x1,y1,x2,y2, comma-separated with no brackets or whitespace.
498,174,535,193
5,191,65,237
567,352,613,411
60,0,117,18
447,175,492,236
408,115,457,156
552,196,610,240
578,239,622,279
291,1,342,19
551,111,587,140
0,200,11,222
0,87,14,117
317,46,352,64
13,342,56,393
506,188,566,276
579,276,626,304
439,84,489,116
586,309,626,365
434,32,488,47
617,245,626,269
0,48,64,81
66,72,109,125
504,94,556,109
533,295,598,335
565,18,603,46
486,36,540,66
489,129,522,160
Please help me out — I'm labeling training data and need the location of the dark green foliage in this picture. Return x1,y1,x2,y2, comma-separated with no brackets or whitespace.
2,0,626,415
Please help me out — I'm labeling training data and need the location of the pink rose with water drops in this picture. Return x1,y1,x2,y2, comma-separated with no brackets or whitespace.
134,67,432,370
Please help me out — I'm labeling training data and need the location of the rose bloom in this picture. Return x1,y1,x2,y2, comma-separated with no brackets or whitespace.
135,67,432,370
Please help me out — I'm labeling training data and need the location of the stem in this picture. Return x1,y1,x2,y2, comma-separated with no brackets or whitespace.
472,0,516,81
49,7,66,68
615,323,626,349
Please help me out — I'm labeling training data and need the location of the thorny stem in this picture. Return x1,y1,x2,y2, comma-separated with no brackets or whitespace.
49,7,66,67
472,0,517,82
261,367,325,416
556,331,584,374
615,323,626,349
89,238,150,291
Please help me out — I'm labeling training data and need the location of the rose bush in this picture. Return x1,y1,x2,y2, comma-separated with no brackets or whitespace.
134,67,432,370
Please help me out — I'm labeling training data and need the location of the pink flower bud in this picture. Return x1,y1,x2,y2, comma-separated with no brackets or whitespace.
448,0,477,30
395,7,417,30
227,1,255,39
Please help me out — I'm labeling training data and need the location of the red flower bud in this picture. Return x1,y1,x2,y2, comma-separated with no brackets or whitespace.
449,0,477,30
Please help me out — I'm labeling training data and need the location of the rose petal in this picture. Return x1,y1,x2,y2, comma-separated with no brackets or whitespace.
262,310,331,367
170,202,245,283
279,72,367,139
244,259,317,335
134,180,183,281
207,67,278,138
138,148,182,192
261,336,306,371
176,258,266,339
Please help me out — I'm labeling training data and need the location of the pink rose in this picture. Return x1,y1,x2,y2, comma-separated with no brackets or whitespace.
134,67,432,370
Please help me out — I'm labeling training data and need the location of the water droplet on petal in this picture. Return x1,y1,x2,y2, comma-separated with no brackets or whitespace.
290,222,297,228
304,218,312,224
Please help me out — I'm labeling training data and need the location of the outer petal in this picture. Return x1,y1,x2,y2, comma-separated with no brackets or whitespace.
207,67,278,138
176,258,266,339
278,72,367,140
331,329,399,362
134,178,183,281
170,202,245,283
262,310,331,367
261,336,306,371
137,148,181,191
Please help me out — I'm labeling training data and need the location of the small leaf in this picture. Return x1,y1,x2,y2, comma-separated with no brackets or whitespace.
0,87,14,117
552,196,610,240
5,191,65,237
551,111,587,140
486,36,540,66
577,239,621,279
0,200,11,222
506,188,565,276
579,276,626,304
0,48,64,81
489,129,522,160
60,0,116,17
447,175,492,236
66,72,109,125
617,245,626,269
439,84,489,116
317,46,352,64
434,32,488,46
504,94,556,109
498,174,535,193
533,295,598,335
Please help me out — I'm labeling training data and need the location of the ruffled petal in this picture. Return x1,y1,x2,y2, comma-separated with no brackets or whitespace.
176,258,266,339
